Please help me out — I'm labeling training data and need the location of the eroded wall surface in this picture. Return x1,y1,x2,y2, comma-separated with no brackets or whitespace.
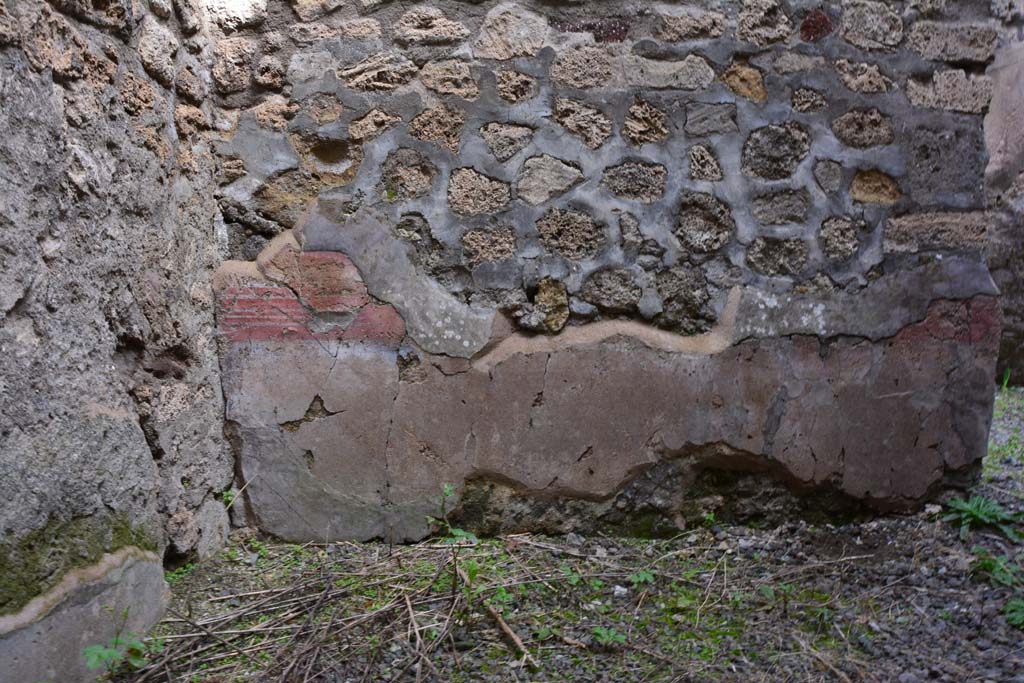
0,0,231,678
211,0,1012,543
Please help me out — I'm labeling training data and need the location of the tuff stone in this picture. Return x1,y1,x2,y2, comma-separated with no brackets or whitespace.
814,160,843,193
580,268,642,313
624,99,669,145
792,87,827,112
474,3,548,60
550,45,614,89
741,123,811,179
907,22,998,63
752,190,811,225
738,0,793,45
657,8,726,40
204,0,266,30
349,109,400,140
380,148,437,201
675,190,735,252
394,7,469,45
480,123,534,162
289,0,342,22
654,266,713,334
684,102,738,137
884,211,989,253
420,59,479,100
536,207,606,259
212,37,255,93
800,9,833,41
516,154,583,205
553,98,612,149
138,17,178,87
410,104,464,154
516,278,569,333
496,70,537,102
254,56,285,90
840,0,903,50
907,127,985,205
772,51,826,73
819,216,866,260
447,169,511,216
831,108,894,148
834,59,893,93
851,169,901,204
722,61,767,103
907,70,993,114
601,161,668,203
622,54,716,90
462,227,517,266
339,52,418,92
689,145,723,181
746,237,809,276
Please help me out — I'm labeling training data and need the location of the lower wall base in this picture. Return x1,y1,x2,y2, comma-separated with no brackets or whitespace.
0,548,167,683
222,293,999,543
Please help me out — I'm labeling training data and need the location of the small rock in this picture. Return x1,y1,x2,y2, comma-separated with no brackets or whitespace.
420,59,479,100
536,207,606,260
496,70,536,103
553,98,612,149
138,17,178,87
819,215,866,260
447,168,511,216
516,155,582,205
752,190,810,225
746,237,809,276
792,88,827,112
851,169,901,204
580,268,642,313
684,102,737,137
741,123,811,180
832,108,894,148
657,8,725,40
814,159,843,193
689,145,723,181
339,52,418,92
835,59,893,93
841,0,903,50
721,61,767,103
675,190,735,253
551,45,614,89
738,0,793,45
394,7,469,45
624,100,669,146
474,2,548,60
908,22,997,63
481,123,534,162
601,161,667,203
409,105,464,154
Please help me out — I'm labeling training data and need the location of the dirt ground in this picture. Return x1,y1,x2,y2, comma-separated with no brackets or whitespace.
109,388,1024,683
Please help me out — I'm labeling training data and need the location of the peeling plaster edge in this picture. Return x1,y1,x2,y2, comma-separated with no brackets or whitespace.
0,547,162,636
472,286,743,372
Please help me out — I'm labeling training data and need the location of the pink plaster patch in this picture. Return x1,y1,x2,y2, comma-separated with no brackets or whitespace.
343,304,406,344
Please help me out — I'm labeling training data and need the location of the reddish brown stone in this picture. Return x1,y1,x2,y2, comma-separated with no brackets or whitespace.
800,9,832,42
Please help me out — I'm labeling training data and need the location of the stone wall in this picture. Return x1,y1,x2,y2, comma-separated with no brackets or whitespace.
0,0,231,678
210,0,1013,543
985,34,1024,383
0,0,1021,678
